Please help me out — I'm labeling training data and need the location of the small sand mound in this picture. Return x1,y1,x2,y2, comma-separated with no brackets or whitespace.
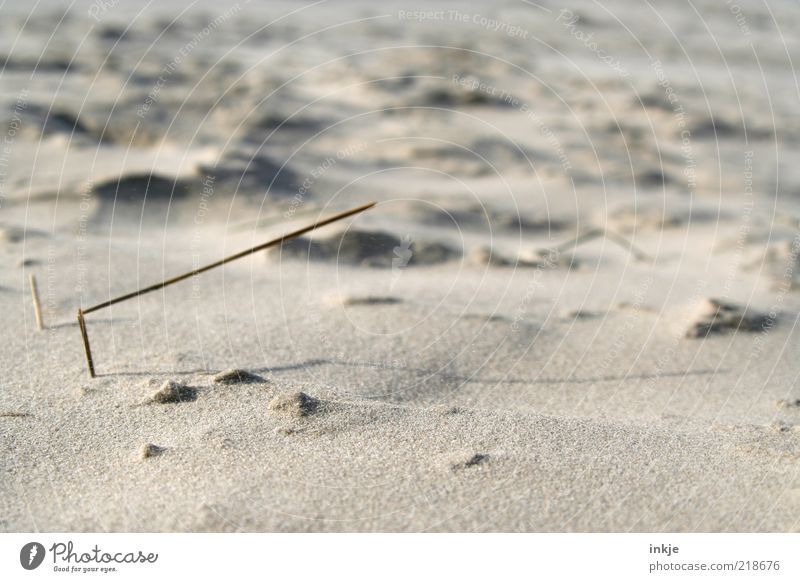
432,405,462,416
269,229,458,267
407,82,512,109
212,369,266,385
495,213,570,233
249,111,322,133
396,202,568,233
92,173,193,203
409,139,528,174
324,293,403,307
139,443,166,459
687,115,771,140
268,391,320,418
769,422,795,434
603,204,722,233
145,380,197,404
634,168,674,188
97,25,130,42
562,309,603,319
452,453,489,470
199,151,299,196
12,103,99,141
517,248,579,269
777,399,800,410
684,298,771,338
640,92,675,112
467,246,512,267
753,240,800,290
0,225,49,244
0,55,73,73
460,313,508,323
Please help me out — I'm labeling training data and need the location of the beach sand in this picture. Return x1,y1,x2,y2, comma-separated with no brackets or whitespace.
1,0,800,532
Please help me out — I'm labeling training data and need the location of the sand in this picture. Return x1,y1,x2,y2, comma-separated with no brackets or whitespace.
1,0,800,532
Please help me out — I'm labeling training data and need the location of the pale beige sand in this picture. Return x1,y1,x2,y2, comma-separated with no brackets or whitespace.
1,0,800,532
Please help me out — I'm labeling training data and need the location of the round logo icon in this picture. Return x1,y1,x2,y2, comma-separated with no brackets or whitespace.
20,542,45,570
